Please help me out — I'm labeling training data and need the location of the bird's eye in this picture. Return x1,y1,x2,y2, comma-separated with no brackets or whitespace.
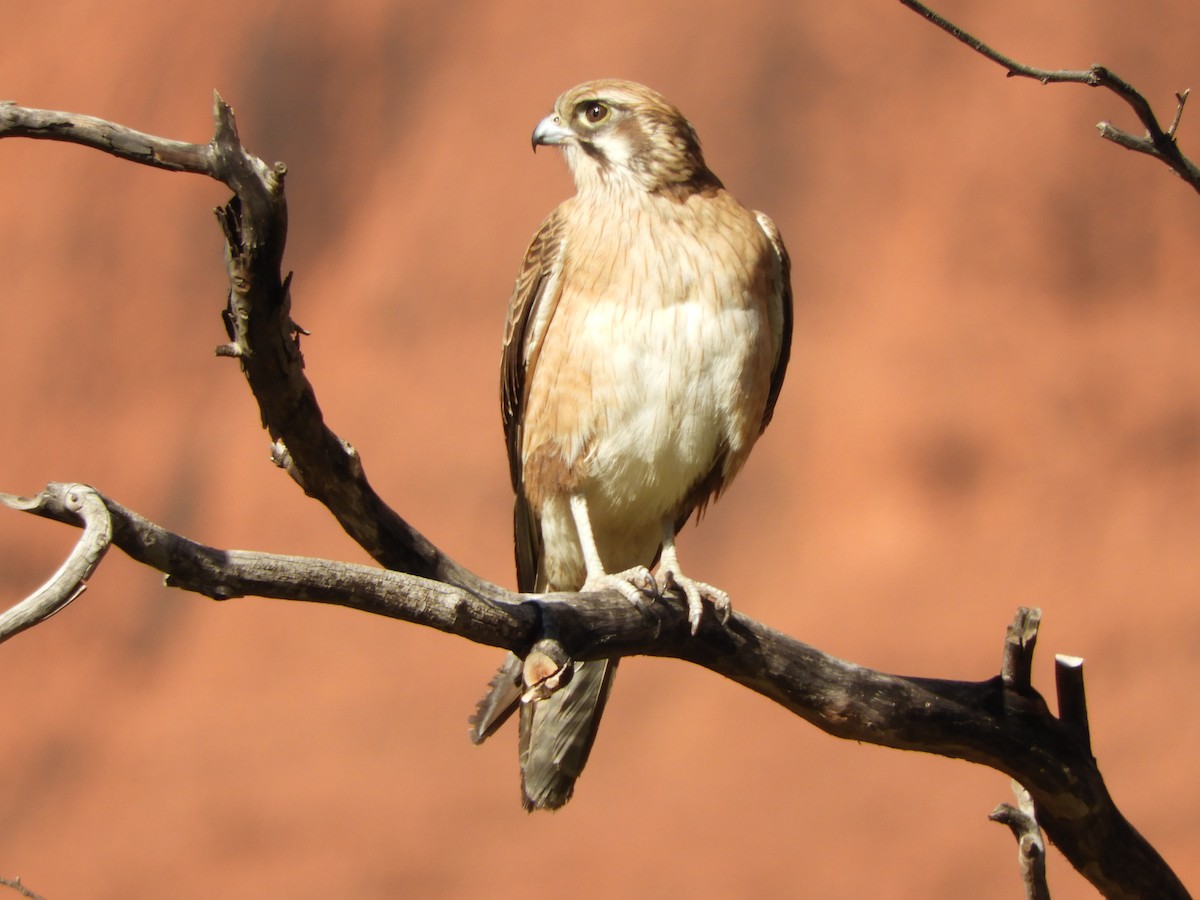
581,101,609,124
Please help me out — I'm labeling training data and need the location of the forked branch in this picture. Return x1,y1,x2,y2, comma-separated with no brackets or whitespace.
898,0,1200,193
0,97,492,597
0,482,1188,899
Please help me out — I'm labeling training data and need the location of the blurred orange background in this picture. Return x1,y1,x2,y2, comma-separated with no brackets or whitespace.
2,2,1198,897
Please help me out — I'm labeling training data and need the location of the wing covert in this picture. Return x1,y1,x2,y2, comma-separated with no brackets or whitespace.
501,208,568,492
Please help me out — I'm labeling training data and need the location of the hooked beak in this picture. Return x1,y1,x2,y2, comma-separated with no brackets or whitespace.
531,113,572,152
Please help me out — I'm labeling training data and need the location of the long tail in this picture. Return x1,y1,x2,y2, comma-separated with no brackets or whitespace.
468,496,618,810
517,657,617,810
470,655,617,810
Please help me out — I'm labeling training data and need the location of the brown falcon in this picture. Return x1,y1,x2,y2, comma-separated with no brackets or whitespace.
469,79,793,811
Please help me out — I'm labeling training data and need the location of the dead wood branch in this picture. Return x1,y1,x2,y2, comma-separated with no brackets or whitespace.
0,483,531,649
0,484,110,645
0,876,47,900
991,781,1052,900
0,97,498,600
1,482,1188,899
897,0,1200,194
1054,654,1093,754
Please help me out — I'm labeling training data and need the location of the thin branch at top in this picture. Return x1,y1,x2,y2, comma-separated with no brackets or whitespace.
0,102,215,173
897,0,1200,193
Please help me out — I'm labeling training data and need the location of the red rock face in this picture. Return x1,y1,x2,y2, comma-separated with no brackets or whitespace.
1,3,1198,897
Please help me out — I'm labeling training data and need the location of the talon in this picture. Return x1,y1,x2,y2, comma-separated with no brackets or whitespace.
661,570,731,634
616,566,658,598
712,591,732,625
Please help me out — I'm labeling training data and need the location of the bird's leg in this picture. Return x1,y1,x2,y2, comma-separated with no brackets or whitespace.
658,519,731,634
569,493,657,603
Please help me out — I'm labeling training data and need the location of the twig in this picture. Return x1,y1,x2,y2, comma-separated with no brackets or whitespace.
0,101,216,173
990,781,1051,900
897,0,1200,194
1167,90,1191,139
0,484,111,644
1054,654,1092,755
1001,606,1040,691
0,877,46,900
993,615,1052,898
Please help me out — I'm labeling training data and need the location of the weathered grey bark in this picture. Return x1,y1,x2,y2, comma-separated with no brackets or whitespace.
0,486,110,645
0,478,1187,900
991,781,1052,900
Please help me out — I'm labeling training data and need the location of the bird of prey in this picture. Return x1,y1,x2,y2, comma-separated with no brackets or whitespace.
469,79,793,811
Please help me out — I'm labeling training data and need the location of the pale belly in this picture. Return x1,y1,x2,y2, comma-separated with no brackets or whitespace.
527,296,770,588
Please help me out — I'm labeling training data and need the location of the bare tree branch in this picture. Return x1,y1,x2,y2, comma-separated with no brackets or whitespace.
0,98,500,600
897,0,1200,194
0,102,218,173
1,481,1189,899
1054,654,1092,754
1001,605,1040,691
0,876,47,900
991,781,1052,900
0,484,111,645
1,483,532,650
0,90,1192,898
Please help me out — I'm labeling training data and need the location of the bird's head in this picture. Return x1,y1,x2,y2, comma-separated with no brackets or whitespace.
532,79,720,198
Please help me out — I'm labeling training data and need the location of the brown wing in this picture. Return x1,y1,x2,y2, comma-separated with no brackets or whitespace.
502,209,568,491
501,208,568,591
754,210,793,435
672,210,793,533
471,210,571,745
